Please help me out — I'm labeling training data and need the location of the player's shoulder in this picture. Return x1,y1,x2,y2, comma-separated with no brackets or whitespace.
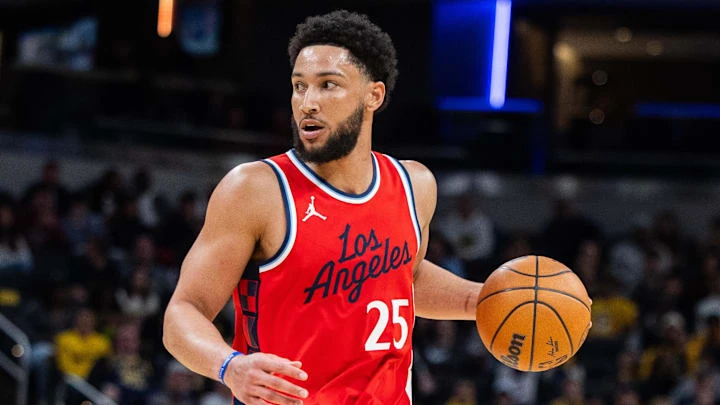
209,160,281,213
377,152,434,182
219,160,276,191
397,159,437,194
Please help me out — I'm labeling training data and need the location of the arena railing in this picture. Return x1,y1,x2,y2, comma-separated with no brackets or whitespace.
0,312,31,405
56,374,118,405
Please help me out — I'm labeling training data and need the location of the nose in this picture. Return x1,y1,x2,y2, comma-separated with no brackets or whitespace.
300,88,320,115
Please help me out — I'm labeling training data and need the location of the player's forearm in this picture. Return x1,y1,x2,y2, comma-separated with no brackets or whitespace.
163,298,235,381
413,259,483,320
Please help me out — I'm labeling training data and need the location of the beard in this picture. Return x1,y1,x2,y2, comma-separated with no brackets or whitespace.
291,103,364,164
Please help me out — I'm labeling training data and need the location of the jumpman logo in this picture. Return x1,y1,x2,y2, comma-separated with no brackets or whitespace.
302,196,327,222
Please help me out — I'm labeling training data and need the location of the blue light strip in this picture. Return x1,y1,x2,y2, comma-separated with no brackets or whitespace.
489,0,512,109
635,102,720,119
438,97,543,113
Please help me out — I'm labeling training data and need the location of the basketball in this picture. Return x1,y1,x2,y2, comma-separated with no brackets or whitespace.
475,255,592,372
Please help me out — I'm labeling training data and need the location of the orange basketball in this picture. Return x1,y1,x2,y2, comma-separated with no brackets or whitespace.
475,255,592,372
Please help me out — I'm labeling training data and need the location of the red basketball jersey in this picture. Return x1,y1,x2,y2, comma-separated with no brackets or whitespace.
232,149,421,404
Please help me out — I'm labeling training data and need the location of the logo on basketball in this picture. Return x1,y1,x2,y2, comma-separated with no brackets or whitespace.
500,333,526,368
546,337,560,358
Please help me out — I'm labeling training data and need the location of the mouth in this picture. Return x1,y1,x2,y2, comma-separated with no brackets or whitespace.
300,119,327,139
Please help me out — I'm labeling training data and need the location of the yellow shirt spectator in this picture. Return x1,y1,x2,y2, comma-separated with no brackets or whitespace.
589,296,638,338
54,308,111,379
55,329,111,378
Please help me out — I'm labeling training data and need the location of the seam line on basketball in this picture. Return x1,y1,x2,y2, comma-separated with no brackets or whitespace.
489,301,535,351
477,287,590,312
500,266,572,278
477,288,535,307
538,288,591,312
529,255,539,371
537,301,575,355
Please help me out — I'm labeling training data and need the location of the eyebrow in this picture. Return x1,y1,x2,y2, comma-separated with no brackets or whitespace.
291,70,346,78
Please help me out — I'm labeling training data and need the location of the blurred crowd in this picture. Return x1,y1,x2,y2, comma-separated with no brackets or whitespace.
417,194,720,405
2,159,720,405
0,160,230,405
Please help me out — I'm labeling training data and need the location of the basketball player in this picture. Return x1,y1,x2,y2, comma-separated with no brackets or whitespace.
163,10,484,405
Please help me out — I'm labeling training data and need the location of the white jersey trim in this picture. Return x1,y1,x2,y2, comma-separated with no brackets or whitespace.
258,159,298,273
385,155,422,253
286,150,381,204
406,284,415,403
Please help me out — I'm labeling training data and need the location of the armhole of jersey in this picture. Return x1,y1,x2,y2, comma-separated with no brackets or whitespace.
385,155,422,253
257,159,297,272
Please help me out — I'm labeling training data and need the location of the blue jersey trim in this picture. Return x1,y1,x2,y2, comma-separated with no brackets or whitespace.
257,159,294,269
287,149,380,203
385,155,423,251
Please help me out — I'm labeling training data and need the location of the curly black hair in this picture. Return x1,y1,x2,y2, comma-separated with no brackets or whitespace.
288,10,398,112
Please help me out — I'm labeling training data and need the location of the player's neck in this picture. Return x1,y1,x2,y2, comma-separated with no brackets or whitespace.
307,135,374,195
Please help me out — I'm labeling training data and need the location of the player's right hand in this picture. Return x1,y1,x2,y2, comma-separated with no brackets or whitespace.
224,352,309,405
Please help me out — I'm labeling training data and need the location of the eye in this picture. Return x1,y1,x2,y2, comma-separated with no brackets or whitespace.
322,81,337,89
293,81,307,92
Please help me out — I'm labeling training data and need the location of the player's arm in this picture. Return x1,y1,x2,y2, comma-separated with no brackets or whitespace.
401,160,483,321
163,162,308,405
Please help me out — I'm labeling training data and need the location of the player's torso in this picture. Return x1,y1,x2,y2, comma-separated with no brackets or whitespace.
233,150,421,405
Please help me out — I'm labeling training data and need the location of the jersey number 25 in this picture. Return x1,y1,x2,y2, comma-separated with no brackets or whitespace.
365,299,409,351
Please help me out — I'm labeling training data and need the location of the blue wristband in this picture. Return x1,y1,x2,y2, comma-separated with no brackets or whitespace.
219,351,244,385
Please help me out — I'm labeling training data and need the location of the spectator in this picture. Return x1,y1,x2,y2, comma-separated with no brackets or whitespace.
696,275,720,334
685,248,720,312
438,194,497,281
157,190,202,265
609,214,653,296
86,168,126,217
426,232,466,279
132,168,160,229
0,193,33,282
493,365,540,405
55,308,111,379
638,311,692,400
672,369,720,405
413,347,441,405
18,185,66,254
640,272,688,348
652,209,695,270
549,376,586,405
22,159,70,216
687,315,720,374
706,216,720,252
115,265,161,320
88,321,155,405
61,192,106,256
1,292,56,405
121,234,176,299
615,350,641,392
445,379,478,405
199,381,234,405
613,387,641,405
648,396,673,405
69,236,121,314
421,320,465,399
633,249,672,345
540,198,603,267
147,360,198,405
499,231,534,263
573,240,604,292
589,277,639,341
108,194,150,252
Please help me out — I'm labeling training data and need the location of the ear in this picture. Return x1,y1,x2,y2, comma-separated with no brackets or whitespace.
365,81,386,112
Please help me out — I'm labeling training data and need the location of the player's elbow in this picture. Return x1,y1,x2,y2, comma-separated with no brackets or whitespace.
162,301,182,356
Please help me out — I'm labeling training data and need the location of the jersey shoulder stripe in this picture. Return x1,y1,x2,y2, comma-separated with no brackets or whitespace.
383,154,422,251
258,159,297,272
